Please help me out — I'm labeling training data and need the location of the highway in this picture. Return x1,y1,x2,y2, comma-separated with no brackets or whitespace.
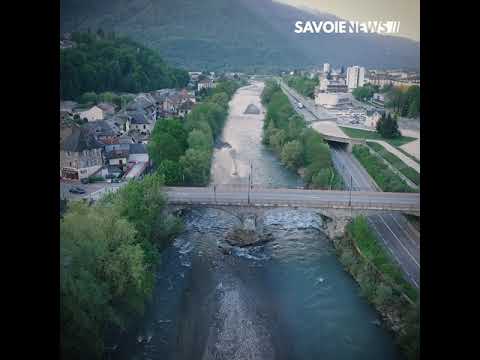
165,187,419,212
330,143,379,191
281,81,421,289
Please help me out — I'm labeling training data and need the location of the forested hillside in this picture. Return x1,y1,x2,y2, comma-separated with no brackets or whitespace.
60,32,189,100
60,0,420,72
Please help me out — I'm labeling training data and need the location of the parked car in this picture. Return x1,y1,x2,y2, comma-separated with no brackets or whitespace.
69,187,86,194
81,178,89,184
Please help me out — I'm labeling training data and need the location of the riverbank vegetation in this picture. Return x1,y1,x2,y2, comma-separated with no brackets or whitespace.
261,81,343,189
339,126,416,147
60,173,183,360
284,75,319,99
60,31,189,100
352,145,417,192
335,216,419,360
367,142,420,186
149,79,245,186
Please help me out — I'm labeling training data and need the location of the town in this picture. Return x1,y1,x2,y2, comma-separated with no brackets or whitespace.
60,69,244,199
59,15,420,359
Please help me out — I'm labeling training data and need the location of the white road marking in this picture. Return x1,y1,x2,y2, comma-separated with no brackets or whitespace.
388,213,420,249
377,215,420,268
368,218,419,288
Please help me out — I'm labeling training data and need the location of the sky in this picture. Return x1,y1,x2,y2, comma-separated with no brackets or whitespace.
277,0,420,42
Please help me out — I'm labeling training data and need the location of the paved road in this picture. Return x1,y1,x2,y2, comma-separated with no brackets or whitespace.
60,181,125,201
165,187,419,211
367,213,420,287
330,144,379,192
279,80,337,122
281,82,421,289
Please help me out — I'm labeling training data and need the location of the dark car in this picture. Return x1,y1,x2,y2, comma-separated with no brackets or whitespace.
69,187,86,194
81,178,89,184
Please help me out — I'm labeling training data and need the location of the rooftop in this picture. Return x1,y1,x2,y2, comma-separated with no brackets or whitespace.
61,126,104,152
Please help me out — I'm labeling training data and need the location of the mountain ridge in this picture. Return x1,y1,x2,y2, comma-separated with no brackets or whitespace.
60,0,419,71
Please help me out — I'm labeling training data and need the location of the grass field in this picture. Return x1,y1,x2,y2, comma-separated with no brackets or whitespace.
352,145,417,193
367,142,420,186
339,126,416,147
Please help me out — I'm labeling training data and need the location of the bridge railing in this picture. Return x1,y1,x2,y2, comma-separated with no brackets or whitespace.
166,197,419,212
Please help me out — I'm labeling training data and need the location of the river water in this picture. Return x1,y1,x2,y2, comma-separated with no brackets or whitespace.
110,82,403,360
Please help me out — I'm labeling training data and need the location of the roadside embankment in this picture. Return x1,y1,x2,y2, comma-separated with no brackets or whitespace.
332,216,420,360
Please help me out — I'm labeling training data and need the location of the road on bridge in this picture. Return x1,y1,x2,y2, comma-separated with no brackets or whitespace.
165,187,419,212
282,81,421,289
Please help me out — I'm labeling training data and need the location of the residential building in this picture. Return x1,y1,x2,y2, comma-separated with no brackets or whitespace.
197,78,215,91
346,66,365,91
323,63,331,73
84,120,121,144
127,111,153,134
316,78,348,93
314,92,353,108
60,101,78,113
178,99,195,118
127,93,157,121
60,126,104,180
78,105,105,122
128,143,149,163
96,102,116,117
104,143,130,170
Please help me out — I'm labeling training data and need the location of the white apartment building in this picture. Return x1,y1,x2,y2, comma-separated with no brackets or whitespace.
314,92,353,108
323,63,331,73
346,66,365,91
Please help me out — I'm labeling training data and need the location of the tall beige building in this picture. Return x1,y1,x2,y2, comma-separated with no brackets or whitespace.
346,66,365,91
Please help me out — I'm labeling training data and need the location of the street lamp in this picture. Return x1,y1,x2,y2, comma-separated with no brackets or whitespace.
348,175,353,207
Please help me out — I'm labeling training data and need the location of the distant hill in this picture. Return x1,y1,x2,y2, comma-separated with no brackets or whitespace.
60,32,189,100
60,0,420,72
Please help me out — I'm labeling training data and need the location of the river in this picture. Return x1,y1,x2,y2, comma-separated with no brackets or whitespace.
110,82,403,360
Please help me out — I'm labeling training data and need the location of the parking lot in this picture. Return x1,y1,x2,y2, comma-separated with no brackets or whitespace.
328,105,370,128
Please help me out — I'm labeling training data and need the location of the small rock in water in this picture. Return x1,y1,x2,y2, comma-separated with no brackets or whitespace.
147,335,152,343
371,319,381,327
316,277,325,284
137,336,143,343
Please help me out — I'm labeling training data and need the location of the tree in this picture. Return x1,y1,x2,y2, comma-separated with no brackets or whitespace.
269,128,287,153
180,148,211,186
79,91,98,105
280,140,303,170
110,172,166,242
188,129,213,151
61,202,152,360
158,159,184,185
310,167,333,189
302,128,331,168
376,113,401,138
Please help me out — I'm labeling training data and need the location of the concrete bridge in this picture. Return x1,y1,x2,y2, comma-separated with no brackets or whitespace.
164,186,420,214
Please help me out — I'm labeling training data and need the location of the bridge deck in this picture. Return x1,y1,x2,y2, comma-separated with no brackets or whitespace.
165,187,420,212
